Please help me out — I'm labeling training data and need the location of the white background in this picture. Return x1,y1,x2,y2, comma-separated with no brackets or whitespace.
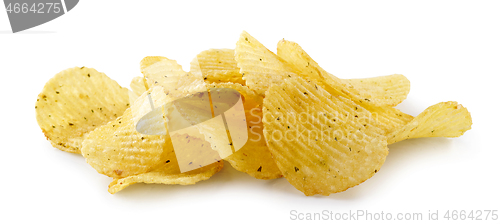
1,1,499,223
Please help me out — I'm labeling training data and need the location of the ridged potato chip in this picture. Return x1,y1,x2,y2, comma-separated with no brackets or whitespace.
36,67,130,154
263,77,388,195
190,49,245,85
388,101,472,144
82,86,171,178
235,31,297,96
206,82,282,179
277,40,411,107
236,33,410,108
275,39,413,133
108,133,224,194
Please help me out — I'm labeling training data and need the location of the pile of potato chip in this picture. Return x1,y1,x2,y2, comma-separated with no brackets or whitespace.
36,31,472,195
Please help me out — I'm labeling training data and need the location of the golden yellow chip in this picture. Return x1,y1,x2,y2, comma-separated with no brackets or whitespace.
263,77,388,195
82,86,171,178
36,67,130,154
275,39,413,133
342,74,410,107
277,39,412,107
388,101,472,144
235,31,297,96
190,49,245,85
108,133,224,194
206,82,282,179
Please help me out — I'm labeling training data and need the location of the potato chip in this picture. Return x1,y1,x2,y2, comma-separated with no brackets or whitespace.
108,133,224,194
206,82,282,179
388,101,472,144
275,39,414,133
190,49,245,85
263,77,388,195
235,31,297,96
342,74,410,107
277,40,412,108
82,86,171,178
36,67,130,154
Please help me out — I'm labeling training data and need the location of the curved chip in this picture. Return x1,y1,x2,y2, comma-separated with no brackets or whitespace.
235,31,297,96
263,77,388,196
342,74,411,107
36,67,130,154
206,82,282,179
275,39,414,133
190,49,245,85
108,133,224,194
388,101,472,144
82,86,171,178
277,40,409,106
